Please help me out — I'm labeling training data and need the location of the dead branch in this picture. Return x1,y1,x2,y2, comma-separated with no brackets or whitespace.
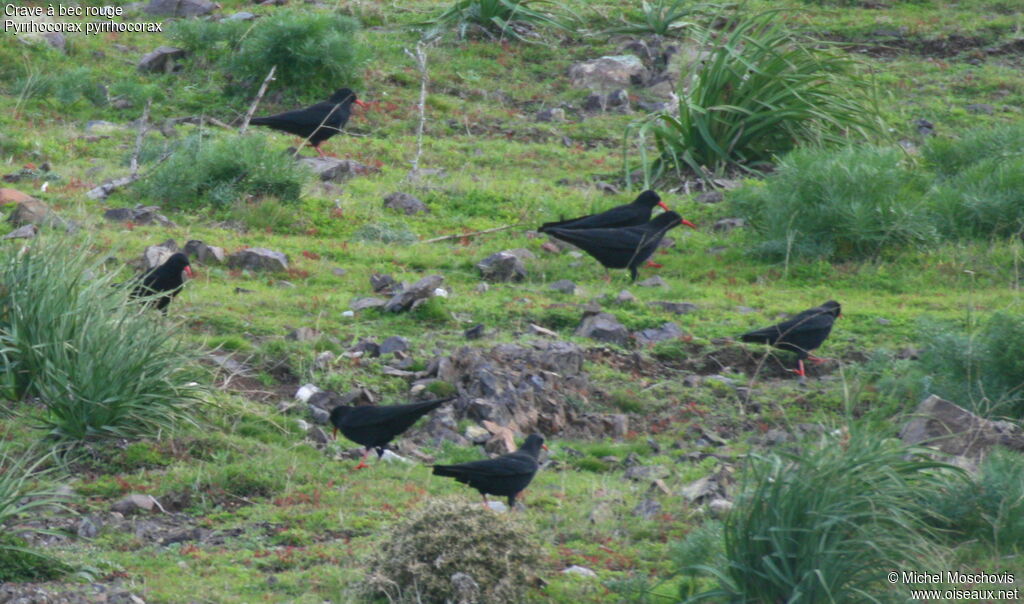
404,41,429,179
130,99,152,177
420,223,520,244
239,65,277,135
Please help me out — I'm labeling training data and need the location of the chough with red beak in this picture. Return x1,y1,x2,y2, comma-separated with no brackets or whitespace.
130,252,193,315
249,88,368,158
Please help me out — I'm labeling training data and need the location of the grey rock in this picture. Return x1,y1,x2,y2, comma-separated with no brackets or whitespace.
549,279,578,294
183,240,224,265
464,324,486,340
649,301,699,315
624,465,669,481
77,517,99,539
696,190,724,204
582,93,605,112
708,498,733,518
528,323,558,338
384,274,443,312
568,55,647,92
535,107,567,122
142,239,179,270
7,199,53,226
477,251,527,282
332,267,347,276
383,192,429,215
966,103,995,115
226,11,256,20
137,46,187,73
712,218,746,233
298,157,377,182
307,426,330,444
350,339,381,358
350,297,387,312
371,273,399,293
634,322,684,346
637,276,666,288
615,290,636,303
315,351,335,370
85,120,125,134
562,565,598,578
575,312,629,346
380,336,410,355
112,494,156,514
632,498,662,520
899,395,1024,459
606,88,630,109
227,248,289,272
680,475,720,503
2,224,38,240
504,248,537,261
41,32,66,53
144,0,217,17
308,405,330,425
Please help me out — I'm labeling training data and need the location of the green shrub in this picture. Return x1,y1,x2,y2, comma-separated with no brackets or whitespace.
732,145,936,260
681,429,955,602
922,122,1024,178
924,448,1024,552
135,134,308,209
0,534,71,583
0,237,202,447
630,11,880,181
930,156,1024,239
359,499,541,603
603,0,725,37
918,312,1024,417
168,11,361,96
418,0,571,42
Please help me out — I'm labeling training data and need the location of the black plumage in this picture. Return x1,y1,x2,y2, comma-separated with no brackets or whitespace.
539,190,676,232
739,300,842,377
432,434,546,508
130,252,193,314
330,397,452,470
249,88,366,157
543,211,687,282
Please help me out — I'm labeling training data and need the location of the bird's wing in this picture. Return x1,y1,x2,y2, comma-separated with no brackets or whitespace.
341,399,448,429
545,226,661,268
539,205,642,232
432,453,536,478
741,309,835,343
254,102,346,129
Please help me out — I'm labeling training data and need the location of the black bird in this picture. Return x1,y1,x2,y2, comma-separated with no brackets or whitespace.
249,88,367,158
543,211,689,282
739,300,842,378
130,252,193,314
330,397,453,470
432,434,546,509
539,190,683,232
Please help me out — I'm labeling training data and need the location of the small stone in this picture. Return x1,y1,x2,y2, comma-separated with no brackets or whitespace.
380,336,410,355
966,103,995,115
77,517,99,539
227,248,289,272
332,267,347,277
574,312,629,346
535,107,567,122
183,240,225,265
308,405,330,425
477,251,527,283
549,279,578,294
371,273,398,293
632,498,662,519
137,46,187,73
295,383,321,403
286,327,319,341
464,424,490,442
708,498,733,518
624,465,669,481
562,565,598,578
2,224,38,240
315,351,335,370
384,275,443,313
111,494,156,514
877,318,891,326
298,157,378,182
142,239,178,270
696,190,724,204
226,11,256,20
485,500,508,512
474,283,490,293
636,276,666,288
712,218,746,233
464,324,486,340
634,322,684,346
383,192,429,215
528,324,558,338
307,426,330,444
615,290,636,303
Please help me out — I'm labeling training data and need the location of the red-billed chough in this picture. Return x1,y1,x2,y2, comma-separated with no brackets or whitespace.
129,252,193,315
249,88,367,158
432,434,546,509
739,300,842,378
538,190,682,232
330,397,453,470
543,211,690,282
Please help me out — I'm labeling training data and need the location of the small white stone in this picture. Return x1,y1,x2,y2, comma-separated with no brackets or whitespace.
295,383,321,403
434,288,449,298
562,565,598,578
381,450,412,464
296,419,311,432
341,310,355,317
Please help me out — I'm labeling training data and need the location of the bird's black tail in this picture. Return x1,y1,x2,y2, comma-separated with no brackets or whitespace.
431,464,464,479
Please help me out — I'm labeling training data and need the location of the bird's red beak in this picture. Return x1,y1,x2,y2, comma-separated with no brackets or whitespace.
542,444,549,451
354,100,368,108
184,266,194,279
681,219,697,229
657,201,670,211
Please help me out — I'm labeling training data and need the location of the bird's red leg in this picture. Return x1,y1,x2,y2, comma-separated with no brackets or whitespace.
644,261,663,269
786,360,807,378
481,494,489,509
603,269,611,284
315,143,327,159
353,448,370,471
808,355,831,365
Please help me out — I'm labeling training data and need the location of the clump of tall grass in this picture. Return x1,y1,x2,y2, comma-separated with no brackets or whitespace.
732,145,936,260
134,133,308,209
629,11,881,182
917,312,1024,418
417,0,572,42
922,122,1024,178
0,237,202,448
679,429,956,602
601,0,725,37
167,11,362,96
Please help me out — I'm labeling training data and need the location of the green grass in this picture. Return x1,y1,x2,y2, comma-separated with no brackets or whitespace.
0,0,1023,601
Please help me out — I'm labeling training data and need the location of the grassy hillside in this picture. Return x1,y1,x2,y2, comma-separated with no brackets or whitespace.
1,0,1023,602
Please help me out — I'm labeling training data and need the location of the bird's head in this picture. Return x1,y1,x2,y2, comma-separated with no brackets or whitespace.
636,190,670,212
822,300,842,318
165,253,193,279
329,405,351,438
330,88,367,108
521,434,547,457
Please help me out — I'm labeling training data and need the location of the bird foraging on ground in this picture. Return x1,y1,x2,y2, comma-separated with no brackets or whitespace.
129,252,193,314
249,88,367,158
739,300,842,378
539,190,678,232
432,434,546,509
330,397,453,470
543,211,692,282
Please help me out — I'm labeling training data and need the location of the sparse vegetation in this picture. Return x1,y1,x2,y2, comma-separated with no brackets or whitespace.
418,0,571,41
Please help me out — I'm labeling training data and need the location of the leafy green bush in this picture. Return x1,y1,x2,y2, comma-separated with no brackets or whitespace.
602,0,724,37
930,156,1024,239
418,0,571,42
135,134,308,209
630,12,880,181
732,145,936,260
924,448,1024,552
168,11,362,96
359,499,541,603
680,430,955,602
918,312,1024,417
0,238,202,447
922,122,1024,178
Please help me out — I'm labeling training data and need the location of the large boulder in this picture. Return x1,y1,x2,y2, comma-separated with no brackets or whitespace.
227,248,290,272
568,55,648,92
477,251,527,283
383,192,429,215
137,46,187,73
899,395,1024,460
183,240,225,265
7,198,52,226
142,239,179,270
